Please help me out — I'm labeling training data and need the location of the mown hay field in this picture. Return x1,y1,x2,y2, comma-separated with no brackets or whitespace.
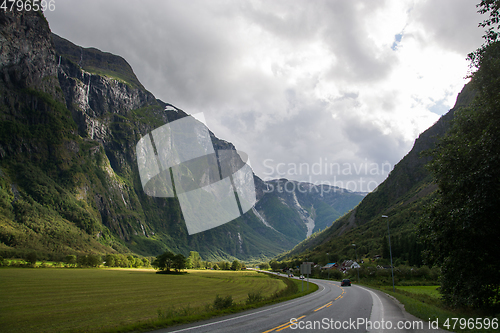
0,268,286,332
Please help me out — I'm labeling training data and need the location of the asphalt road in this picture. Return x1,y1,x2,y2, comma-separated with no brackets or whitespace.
152,274,448,333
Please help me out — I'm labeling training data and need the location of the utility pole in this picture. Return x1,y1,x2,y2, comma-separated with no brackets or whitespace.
326,253,330,280
382,215,395,292
352,244,360,282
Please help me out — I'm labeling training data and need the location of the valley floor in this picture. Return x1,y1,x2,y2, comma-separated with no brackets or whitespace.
0,268,287,332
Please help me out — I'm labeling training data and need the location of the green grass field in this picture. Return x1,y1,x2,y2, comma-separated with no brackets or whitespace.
0,268,287,332
379,285,499,332
396,285,442,299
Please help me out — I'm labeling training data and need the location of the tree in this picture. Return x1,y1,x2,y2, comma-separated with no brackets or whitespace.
104,254,116,267
78,255,90,267
231,259,242,271
188,251,201,269
142,257,150,267
172,254,187,272
269,260,280,271
185,257,192,269
127,255,136,268
152,251,175,272
468,0,500,69
419,41,500,311
65,255,77,267
26,252,37,266
115,254,129,268
259,262,270,270
87,254,102,267
218,261,230,270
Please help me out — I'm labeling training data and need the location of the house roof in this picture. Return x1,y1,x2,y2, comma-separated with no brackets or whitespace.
322,263,336,268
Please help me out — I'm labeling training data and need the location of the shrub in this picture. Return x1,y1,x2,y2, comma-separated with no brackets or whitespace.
157,304,195,320
213,294,233,310
246,291,263,305
65,255,77,267
329,269,344,280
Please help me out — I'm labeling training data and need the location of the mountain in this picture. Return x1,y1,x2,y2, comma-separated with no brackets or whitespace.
277,82,477,265
0,10,363,261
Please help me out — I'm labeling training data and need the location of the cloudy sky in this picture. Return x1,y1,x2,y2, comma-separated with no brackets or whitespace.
45,0,485,192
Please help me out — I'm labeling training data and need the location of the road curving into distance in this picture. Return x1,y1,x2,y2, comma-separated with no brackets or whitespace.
153,273,448,333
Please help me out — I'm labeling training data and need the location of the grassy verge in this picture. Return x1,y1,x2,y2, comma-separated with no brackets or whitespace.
362,283,499,332
123,273,318,333
0,268,317,333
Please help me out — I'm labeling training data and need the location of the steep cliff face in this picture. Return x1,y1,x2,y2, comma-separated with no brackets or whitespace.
0,12,56,93
0,10,363,261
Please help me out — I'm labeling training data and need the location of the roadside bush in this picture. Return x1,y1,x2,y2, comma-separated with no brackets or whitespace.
328,269,343,280
246,291,263,305
213,294,233,310
415,265,430,278
157,304,195,320
376,268,391,278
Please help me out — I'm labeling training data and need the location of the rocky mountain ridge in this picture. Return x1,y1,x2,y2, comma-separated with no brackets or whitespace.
0,10,363,261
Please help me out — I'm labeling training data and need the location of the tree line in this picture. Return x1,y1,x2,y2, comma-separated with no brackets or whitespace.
152,250,246,273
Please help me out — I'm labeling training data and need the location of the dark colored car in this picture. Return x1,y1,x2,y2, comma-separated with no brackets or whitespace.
341,279,351,286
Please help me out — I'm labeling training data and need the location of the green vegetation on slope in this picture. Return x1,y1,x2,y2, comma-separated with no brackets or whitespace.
419,38,500,311
51,33,145,90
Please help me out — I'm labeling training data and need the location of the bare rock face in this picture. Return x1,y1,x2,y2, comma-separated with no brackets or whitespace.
55,43,158,141
0,11,58,94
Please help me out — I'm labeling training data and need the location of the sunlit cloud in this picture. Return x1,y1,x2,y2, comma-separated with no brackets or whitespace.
45,0,484,192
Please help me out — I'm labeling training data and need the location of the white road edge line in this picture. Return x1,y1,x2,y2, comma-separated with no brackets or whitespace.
167,279,327,333
357,286,384,333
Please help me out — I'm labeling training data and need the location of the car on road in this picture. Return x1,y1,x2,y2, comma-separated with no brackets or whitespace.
341,279,351,286
288,274,294,278
299,275,304,279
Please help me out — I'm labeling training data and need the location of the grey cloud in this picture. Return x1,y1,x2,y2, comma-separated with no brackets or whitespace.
45,0,483,192
320,1,397,83
412,0,484,55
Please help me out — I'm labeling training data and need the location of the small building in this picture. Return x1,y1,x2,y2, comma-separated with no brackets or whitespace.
321,263,338,270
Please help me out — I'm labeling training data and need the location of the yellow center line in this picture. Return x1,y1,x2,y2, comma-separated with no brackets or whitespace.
276,315,306,332
314,301,333,312
263,315,306,333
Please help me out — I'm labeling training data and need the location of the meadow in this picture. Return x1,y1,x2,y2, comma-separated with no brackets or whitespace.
381,285,499,333
0,268,288,332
